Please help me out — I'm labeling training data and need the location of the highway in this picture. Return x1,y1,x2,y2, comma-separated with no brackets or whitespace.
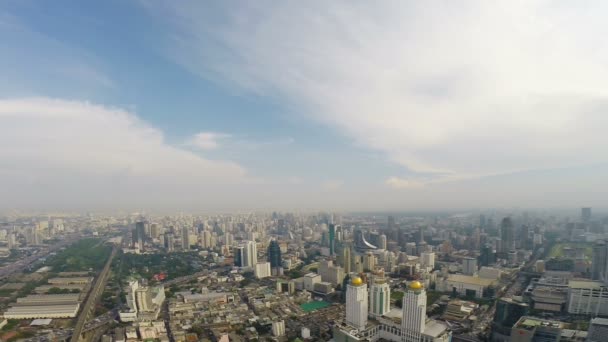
70,245,117,342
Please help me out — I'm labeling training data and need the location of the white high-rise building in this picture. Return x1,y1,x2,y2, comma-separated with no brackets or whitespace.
401,281,427,342
244,240,257,267
346,276,368,330
255,261,271,279
369,277,390,316
272,320,285,337
379,234,387,250
421,252,435,270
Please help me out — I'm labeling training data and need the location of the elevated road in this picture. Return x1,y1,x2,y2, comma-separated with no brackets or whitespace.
70,245,117,342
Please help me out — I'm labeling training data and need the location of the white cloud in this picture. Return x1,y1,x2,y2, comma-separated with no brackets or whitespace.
0,98,247,210
188,132,231,150
148,1,608,185
385,177,425,190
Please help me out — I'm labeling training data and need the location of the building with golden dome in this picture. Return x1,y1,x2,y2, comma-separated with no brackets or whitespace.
345,275,368,330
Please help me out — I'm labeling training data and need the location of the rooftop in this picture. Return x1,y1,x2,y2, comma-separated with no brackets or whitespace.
447,274,495,286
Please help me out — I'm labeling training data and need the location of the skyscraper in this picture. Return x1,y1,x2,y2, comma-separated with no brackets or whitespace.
499,217,514,254
234,246,245,267
592,240,607,281
401,281,427,342
378,234,387,250
479,243,495,267
369,277,390,316
268,240,282,268
346,276,368,330
582,207,592,222
342,246,351,274
329,224,336,256
133,221,145,250
181,226,190,250
244,240,257,267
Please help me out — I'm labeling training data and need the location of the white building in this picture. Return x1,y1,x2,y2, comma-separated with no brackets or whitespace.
402,281,426,342
370,278,390,317
346,276,368,330
303,273,322,292
272,320,286,337
319,259,345,285
3,304,80,319
244,240,257,267
255,262,271,279
567,280,608,316
421,252,435,270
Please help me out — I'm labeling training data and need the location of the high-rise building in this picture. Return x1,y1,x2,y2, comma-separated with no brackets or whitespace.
401,281,427,342
342,246,351,274
479,244,495,267
582,207,592,222
346,276,368,330
181,226,190,250
462,257,477,276
133,221,145,250
592,240,607,281
329,224,336,256
135,287,153,312
363,252,376,271
254,262,271,279
369,277,390,316
234,246,245,267
268,240,282,269
318,259,345,285
378,234,387,250
499,217,514,254
421,252,435,270
164,233,174,252
587,317,608,342
244,240,257,267
491,298,529,341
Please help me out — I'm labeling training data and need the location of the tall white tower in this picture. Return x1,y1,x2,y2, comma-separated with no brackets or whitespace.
346,276,368,330
244,240,257,267
369,277,390,316
401,281,427,342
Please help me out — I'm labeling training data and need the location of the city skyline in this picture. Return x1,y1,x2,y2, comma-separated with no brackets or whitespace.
2,2,608,211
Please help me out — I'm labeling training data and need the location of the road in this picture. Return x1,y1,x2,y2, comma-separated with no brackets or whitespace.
70,245,117,342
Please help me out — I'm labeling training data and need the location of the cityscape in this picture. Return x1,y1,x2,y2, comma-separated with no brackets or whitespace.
0,209,606,342
2,1,608,342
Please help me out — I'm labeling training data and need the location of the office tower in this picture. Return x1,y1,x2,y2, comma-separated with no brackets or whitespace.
418,226,425,243
462,257,477,276
346,276,368,330
7,233,17,250
491,298,529,341
582,207,592,222
181,226,190,250
255,262,271,279
388,215,395,230
244,240,257,267
587,318,608,342
201,230,212,249
135,287,153,312
234,246,245,267
268,240,282,269
378,234,387,250
329,224,336,256
133,221,145,249
164,233,174,252
150,223,160,239
421,252,435,269
369,277,390,316
363,252,376,271
499,217,514,254
342,246,352,274
592,240,607,280
401,281,427,342
480,214,486,228
479,244,495,267
405,242,417,256
319,259,345,285
272,321,285,337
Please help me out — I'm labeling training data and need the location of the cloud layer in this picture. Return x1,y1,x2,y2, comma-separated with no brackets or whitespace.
0,98,247,210
150,1,608,185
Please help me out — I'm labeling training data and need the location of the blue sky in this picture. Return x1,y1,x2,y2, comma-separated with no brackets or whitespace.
1,1,607,211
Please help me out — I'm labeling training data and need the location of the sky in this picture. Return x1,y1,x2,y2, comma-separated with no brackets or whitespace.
1,1,608,212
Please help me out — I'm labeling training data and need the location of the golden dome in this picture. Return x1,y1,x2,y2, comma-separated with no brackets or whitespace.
351,276,363,286
409,281,423,290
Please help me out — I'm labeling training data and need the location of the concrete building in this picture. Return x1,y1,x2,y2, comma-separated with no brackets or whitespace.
440,274,495,298
567,280,608,316
421,252,435,270
272,320,285,337
302,273,322,292
255,261,271,279
346,276,368,330
319,259,345,285
369,277,390,317
3,303,80,319
402,281,427,342
462,257,477,276
587,317,608,342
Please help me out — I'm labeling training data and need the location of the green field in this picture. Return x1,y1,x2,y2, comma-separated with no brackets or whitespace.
548,243,592,259
300,301,331,312
47,238,112,272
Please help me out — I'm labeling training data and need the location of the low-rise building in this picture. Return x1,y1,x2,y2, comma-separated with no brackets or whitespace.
3,303,80,319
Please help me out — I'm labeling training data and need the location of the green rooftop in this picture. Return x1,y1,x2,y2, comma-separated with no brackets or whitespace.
300,301,331,312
